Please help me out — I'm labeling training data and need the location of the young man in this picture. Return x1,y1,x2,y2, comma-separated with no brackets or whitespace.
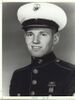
9,3,75,96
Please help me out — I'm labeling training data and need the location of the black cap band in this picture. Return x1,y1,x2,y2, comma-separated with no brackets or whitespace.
22,19,59,32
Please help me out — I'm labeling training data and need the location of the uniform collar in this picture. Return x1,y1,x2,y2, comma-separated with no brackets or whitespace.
31,52,56,65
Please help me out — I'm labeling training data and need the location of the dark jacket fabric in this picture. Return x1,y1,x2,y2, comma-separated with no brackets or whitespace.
9,52,75,96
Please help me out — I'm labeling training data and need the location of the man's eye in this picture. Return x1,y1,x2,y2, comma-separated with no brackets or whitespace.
41,33,47,36
26,32,33,36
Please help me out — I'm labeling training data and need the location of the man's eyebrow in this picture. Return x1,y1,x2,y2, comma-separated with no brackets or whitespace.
26,31,33,33
39,31,47,33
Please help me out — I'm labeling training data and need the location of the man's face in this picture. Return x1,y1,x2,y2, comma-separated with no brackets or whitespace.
25,28,56,57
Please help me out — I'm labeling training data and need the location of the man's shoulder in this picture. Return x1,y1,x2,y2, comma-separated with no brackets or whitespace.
13,64,32,75
55,58,75,72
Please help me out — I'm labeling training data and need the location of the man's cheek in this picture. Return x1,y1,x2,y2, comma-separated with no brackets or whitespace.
26,40,31,46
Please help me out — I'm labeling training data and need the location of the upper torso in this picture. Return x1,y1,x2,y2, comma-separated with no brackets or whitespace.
9,52,75,96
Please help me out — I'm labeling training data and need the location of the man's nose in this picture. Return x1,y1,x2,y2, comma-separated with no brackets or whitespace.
33,35,40,44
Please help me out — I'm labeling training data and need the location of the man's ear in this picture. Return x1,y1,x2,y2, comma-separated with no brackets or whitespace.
23,29,27,38
24,33,26,38
53,32,60,45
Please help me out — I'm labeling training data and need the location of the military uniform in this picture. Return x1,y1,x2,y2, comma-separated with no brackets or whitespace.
9,52,75,96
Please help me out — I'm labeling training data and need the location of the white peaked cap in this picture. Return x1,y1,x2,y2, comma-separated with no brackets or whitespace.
17,3,67,31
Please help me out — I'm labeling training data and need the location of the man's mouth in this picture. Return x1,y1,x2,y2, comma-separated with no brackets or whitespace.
32,46,42,51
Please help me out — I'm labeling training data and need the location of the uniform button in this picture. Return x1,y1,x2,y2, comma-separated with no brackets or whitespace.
56,59,60,62
17,93,21,96
30,91,35,96
73,93,75,96
33,68,38,74
38,59,42,64
49,94,52,96
32,80,37,85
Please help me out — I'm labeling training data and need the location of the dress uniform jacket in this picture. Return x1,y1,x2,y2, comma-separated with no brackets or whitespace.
9,52,75,96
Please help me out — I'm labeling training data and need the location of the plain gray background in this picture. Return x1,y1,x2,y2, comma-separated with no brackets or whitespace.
3,2,75,96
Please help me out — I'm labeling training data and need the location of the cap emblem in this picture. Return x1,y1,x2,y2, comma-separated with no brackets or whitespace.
33,3,40,11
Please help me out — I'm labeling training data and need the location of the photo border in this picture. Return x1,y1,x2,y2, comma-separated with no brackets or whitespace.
1,0,75,99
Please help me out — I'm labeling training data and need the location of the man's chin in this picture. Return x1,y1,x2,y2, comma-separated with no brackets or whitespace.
30,52,44,58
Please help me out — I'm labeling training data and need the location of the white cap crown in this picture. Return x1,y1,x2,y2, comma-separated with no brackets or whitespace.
17,3,67,31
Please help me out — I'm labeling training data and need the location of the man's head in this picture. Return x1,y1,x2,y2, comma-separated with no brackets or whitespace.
24,27,60,57
17,3,67,57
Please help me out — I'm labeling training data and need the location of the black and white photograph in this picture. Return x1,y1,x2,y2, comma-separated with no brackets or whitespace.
2,2,75,96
